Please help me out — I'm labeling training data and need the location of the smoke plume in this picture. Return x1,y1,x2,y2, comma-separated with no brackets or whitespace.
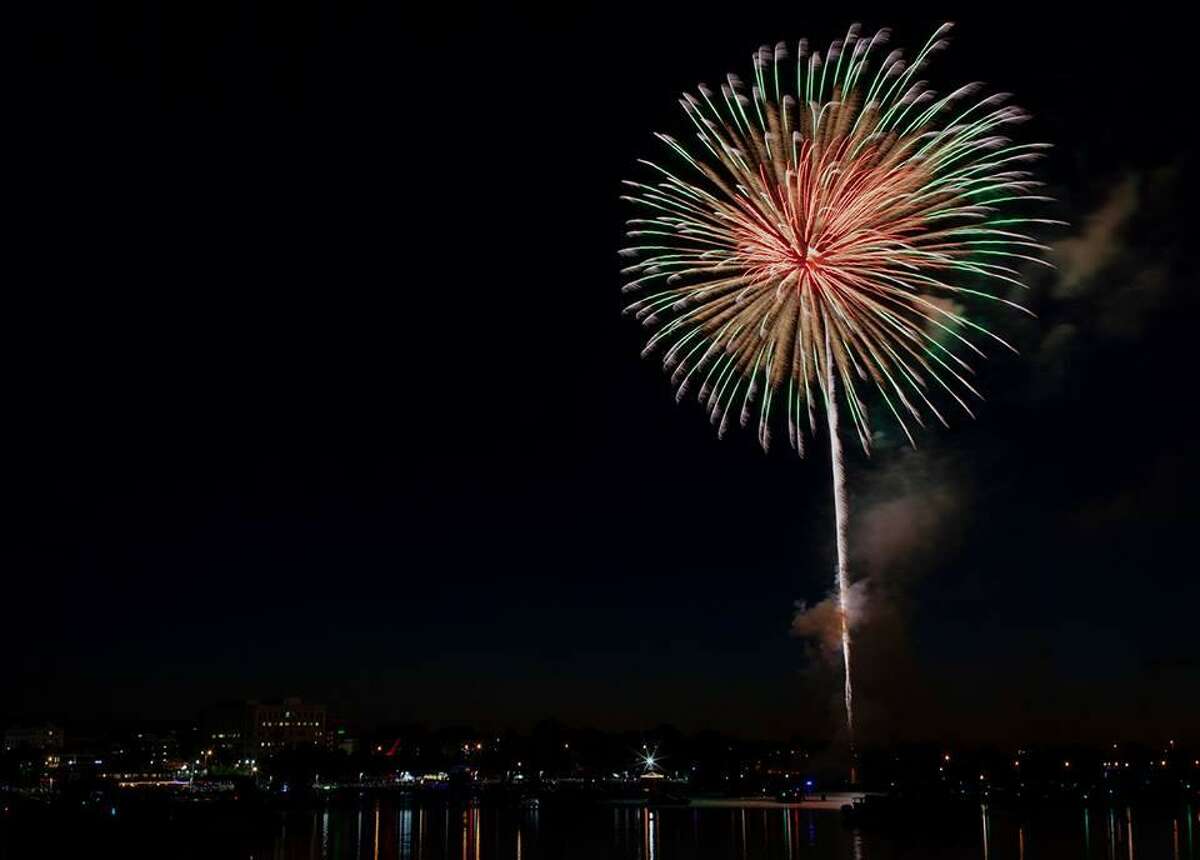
792,448,966,738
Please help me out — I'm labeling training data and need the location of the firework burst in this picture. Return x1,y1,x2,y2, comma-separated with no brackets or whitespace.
621,23,1058,753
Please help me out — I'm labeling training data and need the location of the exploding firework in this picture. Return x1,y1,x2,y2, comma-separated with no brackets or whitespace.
621,23,1057,753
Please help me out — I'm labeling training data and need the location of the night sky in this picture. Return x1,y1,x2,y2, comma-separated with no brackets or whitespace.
7,2,1197,744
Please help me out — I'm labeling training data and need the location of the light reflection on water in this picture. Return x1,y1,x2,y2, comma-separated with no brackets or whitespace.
3,799,1197,859
242,801,1199,860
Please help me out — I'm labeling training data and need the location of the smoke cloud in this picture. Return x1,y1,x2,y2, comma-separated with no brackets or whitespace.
1051,174,1138,299
791,448,966,738
1036,164,1183,368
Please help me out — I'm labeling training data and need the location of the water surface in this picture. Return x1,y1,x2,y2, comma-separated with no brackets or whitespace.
2,798,1196,859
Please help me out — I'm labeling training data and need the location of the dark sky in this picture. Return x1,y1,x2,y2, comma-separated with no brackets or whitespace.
6,2,1197,744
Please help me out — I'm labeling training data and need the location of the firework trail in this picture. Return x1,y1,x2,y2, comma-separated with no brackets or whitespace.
621,23,1057,751
825,338,854,744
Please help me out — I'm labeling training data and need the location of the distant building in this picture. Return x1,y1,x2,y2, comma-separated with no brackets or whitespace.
4,724,63,753
327,723,358,755
131,732,180,769
204,698,327,756
204,702,251,759
250,698,325,752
